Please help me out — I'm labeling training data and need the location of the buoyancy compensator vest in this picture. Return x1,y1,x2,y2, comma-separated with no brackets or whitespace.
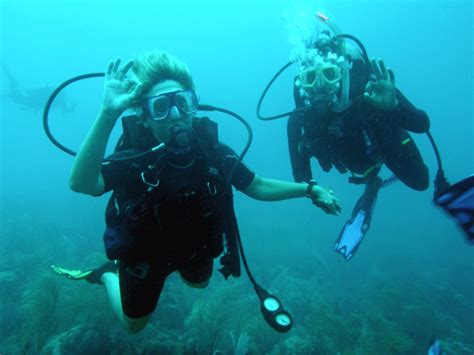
103,115,241,277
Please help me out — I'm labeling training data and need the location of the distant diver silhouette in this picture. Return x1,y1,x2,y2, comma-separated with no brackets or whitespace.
1,62,75,113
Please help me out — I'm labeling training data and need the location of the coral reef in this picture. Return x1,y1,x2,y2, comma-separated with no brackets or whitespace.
1,211,473,354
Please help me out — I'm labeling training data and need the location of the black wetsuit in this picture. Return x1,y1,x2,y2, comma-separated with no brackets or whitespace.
100,118,255,318
287,60,430,191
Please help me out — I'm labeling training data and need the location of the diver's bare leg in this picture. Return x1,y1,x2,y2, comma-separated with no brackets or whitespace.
100,272,150,333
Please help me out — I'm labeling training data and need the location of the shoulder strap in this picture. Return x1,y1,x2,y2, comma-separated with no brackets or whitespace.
192,116,218,152
119,113,156,152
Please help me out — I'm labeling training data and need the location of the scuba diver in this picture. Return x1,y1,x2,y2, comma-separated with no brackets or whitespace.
257,12,473,260
50,50,341,333
288,20,429,260
1,62,74,113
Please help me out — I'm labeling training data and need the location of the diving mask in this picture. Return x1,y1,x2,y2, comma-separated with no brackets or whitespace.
145,90,198,121
299,63,342,90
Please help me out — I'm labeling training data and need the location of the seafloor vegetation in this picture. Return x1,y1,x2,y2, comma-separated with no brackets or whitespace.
1,209,473,355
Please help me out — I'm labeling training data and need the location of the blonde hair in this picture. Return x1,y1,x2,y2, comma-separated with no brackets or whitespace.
132,50,195,96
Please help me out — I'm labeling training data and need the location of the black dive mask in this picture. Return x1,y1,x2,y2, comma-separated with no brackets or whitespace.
166,124,196,168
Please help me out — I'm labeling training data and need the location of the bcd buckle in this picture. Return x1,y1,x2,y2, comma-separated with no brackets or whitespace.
207,167,219,195
141,171,160,189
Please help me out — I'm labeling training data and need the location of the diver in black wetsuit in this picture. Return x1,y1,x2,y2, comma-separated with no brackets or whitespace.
50,50,341,334
288,54,430,190
256,12,472,249
287,28,430,259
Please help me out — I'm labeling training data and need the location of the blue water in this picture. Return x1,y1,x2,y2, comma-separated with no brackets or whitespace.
1,1,472,353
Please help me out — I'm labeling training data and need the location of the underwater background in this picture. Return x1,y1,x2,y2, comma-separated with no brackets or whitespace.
1,0,473,354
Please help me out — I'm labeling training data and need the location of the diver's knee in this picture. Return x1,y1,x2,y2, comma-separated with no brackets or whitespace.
413,180,429,191
123,314,150,333
410,165,429,191
181,277,209,289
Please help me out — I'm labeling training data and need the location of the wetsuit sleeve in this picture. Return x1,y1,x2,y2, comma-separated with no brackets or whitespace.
370,92,430,191
217,143,255,191
390,89,430,133
287,112,312,182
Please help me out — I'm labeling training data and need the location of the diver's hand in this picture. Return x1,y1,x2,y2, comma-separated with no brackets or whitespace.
364,58,398,111
101,58,143,118
311,185,342,215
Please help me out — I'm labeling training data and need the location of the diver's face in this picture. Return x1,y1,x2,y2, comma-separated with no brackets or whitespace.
144,80,195,143
299,59,341,101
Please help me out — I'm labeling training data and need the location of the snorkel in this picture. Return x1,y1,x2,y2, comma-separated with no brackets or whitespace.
314,12,352,112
